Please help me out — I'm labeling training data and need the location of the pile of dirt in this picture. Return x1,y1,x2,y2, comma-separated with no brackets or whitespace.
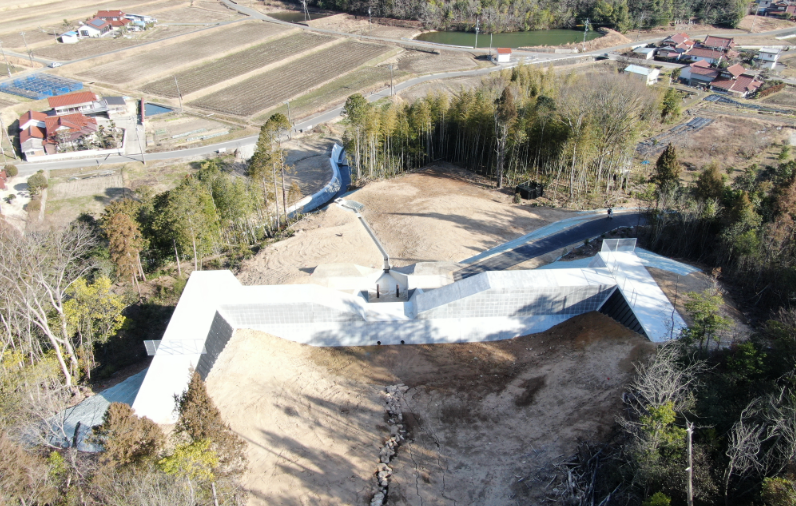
237,164,573,285
520,28,631,52
205,312,654,505
737,14,796,33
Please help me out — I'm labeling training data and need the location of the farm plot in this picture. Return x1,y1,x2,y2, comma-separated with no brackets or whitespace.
152,3,243,23
190,39,391,117
258,65,402,122
141,31,334,98
33,26,197,61
79,21,289,85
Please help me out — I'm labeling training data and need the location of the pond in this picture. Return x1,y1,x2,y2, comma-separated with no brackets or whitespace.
415,29,602,49
268,10,335,23
144,103,173,116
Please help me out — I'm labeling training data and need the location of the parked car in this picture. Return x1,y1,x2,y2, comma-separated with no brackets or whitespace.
49,62,62,68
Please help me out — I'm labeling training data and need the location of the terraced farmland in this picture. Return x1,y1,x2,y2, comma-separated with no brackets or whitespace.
142,32,335,98
190,40,391,117
79,21,290,85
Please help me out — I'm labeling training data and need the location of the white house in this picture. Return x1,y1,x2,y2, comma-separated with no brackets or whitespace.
78,18,112,38
59,31,79,44
758,47,781,69
633,47,657,59
624,65,660,86
494,47,511,63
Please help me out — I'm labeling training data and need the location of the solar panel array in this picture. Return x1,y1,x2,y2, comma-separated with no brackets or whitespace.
0,74,82,100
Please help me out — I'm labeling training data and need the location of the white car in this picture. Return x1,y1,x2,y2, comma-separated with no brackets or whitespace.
49,62,62,68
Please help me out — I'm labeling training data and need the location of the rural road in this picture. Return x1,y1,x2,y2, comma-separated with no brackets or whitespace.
454,212,645,280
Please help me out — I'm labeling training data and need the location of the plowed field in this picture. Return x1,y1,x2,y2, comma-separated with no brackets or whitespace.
189,39,390,117
141,31,335,98
78,21,289,85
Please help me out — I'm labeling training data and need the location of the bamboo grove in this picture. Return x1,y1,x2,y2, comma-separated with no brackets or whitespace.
342,64,664,203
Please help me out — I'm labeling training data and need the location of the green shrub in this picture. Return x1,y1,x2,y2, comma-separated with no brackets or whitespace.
761,477,796,506
27,170,48,196
643,492,672,506
4,164,18,177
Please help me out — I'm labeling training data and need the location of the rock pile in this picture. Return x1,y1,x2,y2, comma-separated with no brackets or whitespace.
370,384,409,506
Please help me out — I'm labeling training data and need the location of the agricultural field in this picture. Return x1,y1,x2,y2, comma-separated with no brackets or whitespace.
33,25,197,61
78,21,289,85
259,65,402,122
141,31,335,98
152,1,243,23
190,39,392,117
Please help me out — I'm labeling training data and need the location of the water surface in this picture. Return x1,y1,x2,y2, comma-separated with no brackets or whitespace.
268,10,334,23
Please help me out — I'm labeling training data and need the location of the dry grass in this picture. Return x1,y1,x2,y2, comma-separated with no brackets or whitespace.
395,49,478,74
761,86,796,106
737,14,796,33
677,116,789,170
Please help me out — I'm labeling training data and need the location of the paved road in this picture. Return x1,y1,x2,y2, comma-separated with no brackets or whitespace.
454,212,645,280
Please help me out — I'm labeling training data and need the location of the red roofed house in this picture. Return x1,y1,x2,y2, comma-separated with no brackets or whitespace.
680,60,720,86
662,33,691,47
48,91,101,116
684,47,726,65
494,48,511,63
96,10,125,21
701,35,735,51
723,63,746,79
18,109,99,159
19,110,47,130
79,18,112,37
710,73,764,98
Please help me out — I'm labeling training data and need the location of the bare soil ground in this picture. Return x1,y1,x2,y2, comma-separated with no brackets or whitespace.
737,14,796,33
206,312,653,505
396,75,484,102
153,3,243,23
304,13,421,39
523,28,630,52
237,164,573,285
394,49,479,74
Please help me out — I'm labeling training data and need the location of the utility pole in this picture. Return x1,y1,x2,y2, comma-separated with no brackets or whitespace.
583,18,590,45
0,41,11,78
137,124,146,165
389,63,394,96
20,32,33,67
489,32,493,61
686,422,694,506
302,0,310,21
173,75,183,112
0,115,16,160
475,17,479,49
284,100,292,138
368,7,372,26
635,13,645,42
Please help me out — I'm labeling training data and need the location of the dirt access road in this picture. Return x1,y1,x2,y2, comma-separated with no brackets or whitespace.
206,312,653,505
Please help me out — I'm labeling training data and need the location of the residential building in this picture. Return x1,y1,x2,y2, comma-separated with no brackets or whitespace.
710,73,763,98
48,91,104,116
59,31,79,44
662,33,691,47
104,96,128,116
494,48,511,63
633,47,657,59
683,47,726,64
680,60,719,86
20,124,46,159
758,47,781,69
79,18,112,37
702,35,735,51
96,10,126,21
19,110,47,130
624,65,660,86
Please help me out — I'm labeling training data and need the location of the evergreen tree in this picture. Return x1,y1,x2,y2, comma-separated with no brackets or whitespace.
90,402,164,468
175,372,246,476
695,162,725,201
101,204,146,289
495,86,517,189
653,143,681,193
661,88,681,123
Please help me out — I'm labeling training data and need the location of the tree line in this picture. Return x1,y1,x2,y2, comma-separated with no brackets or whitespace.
343,64,664,205
304,0,748,32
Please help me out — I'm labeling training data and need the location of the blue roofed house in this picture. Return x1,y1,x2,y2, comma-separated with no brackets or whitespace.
59,31,79,44
78,18,112,38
